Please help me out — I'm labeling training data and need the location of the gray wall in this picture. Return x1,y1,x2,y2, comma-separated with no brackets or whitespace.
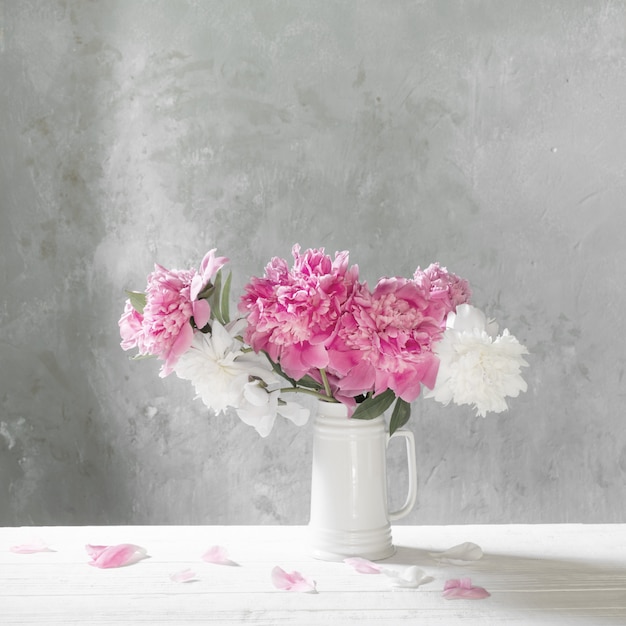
1,0,625,526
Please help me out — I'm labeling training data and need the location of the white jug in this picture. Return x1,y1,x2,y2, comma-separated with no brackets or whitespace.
309,400,417,561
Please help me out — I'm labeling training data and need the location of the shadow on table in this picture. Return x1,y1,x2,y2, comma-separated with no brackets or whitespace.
390,544,626,624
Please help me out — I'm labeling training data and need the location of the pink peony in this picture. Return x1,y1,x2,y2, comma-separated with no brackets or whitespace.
239,245,360,381
119,300,148,353
119,252,228,377
136,264,197,376
414,263,471,319
327,277,446,403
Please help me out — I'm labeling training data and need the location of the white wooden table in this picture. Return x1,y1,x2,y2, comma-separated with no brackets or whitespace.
2,524,625,625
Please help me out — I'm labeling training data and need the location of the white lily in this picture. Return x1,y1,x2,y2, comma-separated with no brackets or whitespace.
173,319,278,415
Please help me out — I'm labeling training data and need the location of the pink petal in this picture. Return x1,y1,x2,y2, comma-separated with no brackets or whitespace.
192,299,211,329
280,342,329,381
201,545,238,566
344,557,384,574
271,566,317,593
160,322,194,377
85,544,108,559
86,543,148,568
443,577,490,599
444,577,468,591
191,249,229,299
9,540,54,554
335,359,375,395
169,568,199,583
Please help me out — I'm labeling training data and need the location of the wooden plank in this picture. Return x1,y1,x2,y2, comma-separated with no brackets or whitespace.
1,525,625,625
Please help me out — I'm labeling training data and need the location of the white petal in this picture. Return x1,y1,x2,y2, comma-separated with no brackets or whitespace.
384,566,434,589
448,304,487,332
276,401,310,426
236,392,278,437
226,317,248,338
169,568,199,583
429,542,483,565
210,319,235,357
243,381,271,407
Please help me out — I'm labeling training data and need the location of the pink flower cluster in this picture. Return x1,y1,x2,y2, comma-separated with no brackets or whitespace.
418,262,472,312
239,245,360,381
119,250,227,377
239,246,470,411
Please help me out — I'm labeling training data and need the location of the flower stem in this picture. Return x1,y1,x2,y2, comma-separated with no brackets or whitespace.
319,368,333,398
279,387,338,402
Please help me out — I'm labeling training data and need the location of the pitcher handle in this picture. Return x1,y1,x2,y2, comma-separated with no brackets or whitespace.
387,429,417,521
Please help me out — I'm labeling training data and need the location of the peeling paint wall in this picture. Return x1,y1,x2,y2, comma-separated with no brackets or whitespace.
1,0,625,526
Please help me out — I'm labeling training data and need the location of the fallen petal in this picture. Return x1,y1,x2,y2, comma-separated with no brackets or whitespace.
271,566,317,593
385,566,434,589
443,577,490,599
85,544,108,560
10,539,54,554
169,568,199,583
86,543,148,568
444,577,471,591
344,557,384,574
430,542,483,565
201,545,239,566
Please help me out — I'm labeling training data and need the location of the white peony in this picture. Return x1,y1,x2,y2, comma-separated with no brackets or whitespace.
428,304,529,417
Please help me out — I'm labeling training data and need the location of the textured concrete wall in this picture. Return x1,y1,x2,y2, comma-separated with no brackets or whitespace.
1,0,625,526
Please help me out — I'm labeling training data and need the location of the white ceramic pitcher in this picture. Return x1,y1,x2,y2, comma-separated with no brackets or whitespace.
309,400,417,561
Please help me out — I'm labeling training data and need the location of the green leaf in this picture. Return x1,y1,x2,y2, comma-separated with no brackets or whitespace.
213,268,223,299
197,282,216,301
126,290,147,314
352,389,396,420
130,353,154,361
208,270,224,325
389,398,411,436
293,374,323,390
221,271,232,324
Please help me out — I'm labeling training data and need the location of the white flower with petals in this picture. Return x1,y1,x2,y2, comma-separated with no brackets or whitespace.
173,319,277,414
174,318,309,436
237,384,309,438
428,304,529,417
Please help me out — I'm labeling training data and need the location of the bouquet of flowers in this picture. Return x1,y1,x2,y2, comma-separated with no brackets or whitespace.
119,245,528,437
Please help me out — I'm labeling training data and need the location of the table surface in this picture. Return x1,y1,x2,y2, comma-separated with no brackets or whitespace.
1,524,625,625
